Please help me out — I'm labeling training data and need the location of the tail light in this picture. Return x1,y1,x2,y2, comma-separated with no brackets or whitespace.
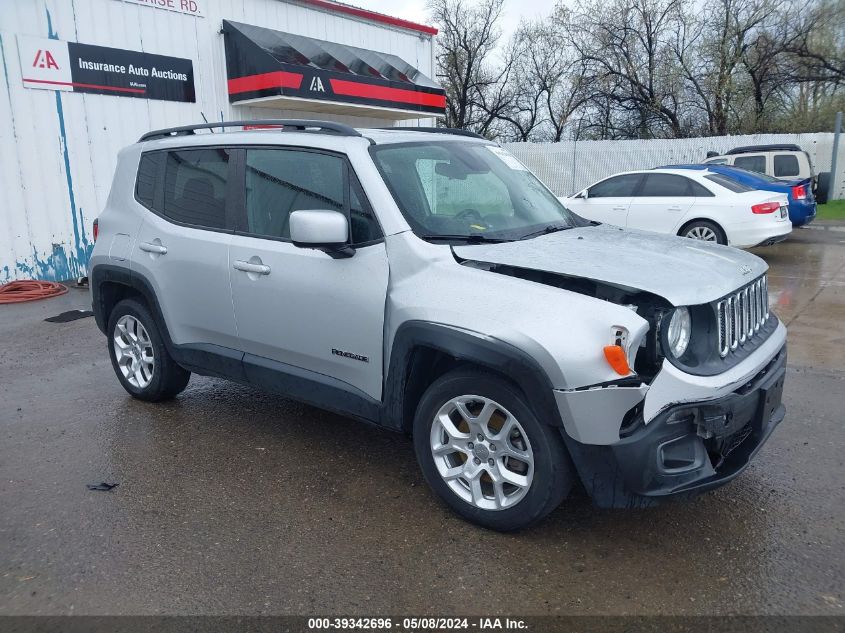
93,218,99,242
791,184,807,200
752,202,779,214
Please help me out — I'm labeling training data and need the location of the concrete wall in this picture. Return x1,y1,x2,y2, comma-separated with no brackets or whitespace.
0,0,436,281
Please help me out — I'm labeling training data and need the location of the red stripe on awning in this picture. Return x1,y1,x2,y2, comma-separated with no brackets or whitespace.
228,71,303,95
329,79,446,108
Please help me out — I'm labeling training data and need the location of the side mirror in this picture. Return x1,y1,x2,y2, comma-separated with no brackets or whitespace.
579,189,589,199
290,210,354,258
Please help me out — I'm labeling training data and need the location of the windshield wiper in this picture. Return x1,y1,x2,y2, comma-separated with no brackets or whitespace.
518,223,573,240
420,233,511,244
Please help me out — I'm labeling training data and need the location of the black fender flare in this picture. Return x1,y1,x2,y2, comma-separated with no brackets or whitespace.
90,264,174,349
381,320,564,432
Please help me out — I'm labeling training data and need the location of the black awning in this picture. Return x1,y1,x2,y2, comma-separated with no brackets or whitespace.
222,20,445,118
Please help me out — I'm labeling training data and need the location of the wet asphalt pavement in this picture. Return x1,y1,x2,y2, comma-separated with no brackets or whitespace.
1,224,844,617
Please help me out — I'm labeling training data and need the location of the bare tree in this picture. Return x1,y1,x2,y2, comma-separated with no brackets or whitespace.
697,0,781,134
780,0,845,84
428,0,512,135
430,0,843,140
560,0,689,138
492,30,545,141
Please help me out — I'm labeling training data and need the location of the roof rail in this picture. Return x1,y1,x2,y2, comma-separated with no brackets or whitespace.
139,119,362,142
725,143,802,155
377,126,486,140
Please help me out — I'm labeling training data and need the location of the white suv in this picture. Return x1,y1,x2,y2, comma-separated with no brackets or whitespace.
89,120,787,530
704,143,830,203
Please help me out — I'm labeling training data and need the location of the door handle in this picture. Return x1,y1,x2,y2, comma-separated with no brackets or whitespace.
233,260,271,275
667,206,683,211
139,241,167,255
612,206,627,211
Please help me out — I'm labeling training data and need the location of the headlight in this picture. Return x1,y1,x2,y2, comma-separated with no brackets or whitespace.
666,307,691,358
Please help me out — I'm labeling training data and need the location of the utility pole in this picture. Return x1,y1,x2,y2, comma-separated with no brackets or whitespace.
832,112,842,201
570,118,584,195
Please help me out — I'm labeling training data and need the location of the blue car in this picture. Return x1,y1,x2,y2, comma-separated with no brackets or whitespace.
663,164,817,226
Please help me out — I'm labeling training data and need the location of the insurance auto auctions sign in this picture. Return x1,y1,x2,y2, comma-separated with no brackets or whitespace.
17,35,195,102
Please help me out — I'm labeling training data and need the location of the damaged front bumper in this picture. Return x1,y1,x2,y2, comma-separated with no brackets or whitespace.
561,344,786,508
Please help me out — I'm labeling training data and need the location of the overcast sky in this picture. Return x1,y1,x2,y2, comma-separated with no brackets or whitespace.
353,0,559,44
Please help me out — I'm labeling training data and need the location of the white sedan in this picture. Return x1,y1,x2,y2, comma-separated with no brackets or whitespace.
564,168,792,248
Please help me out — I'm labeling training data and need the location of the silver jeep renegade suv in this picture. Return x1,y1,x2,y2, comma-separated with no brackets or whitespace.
89,120,787,531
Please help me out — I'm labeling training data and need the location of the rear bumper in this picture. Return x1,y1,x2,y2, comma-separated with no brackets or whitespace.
563,344,786,508
791,201,816,226
753,234,789,247
729,220,792,249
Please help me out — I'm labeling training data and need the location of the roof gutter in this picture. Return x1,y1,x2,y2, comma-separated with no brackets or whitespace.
294,0,438,36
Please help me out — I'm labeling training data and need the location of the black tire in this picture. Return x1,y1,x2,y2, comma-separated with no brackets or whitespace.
679,219,727,245
816,172,831,205
107,298,190,402
412,368,574,531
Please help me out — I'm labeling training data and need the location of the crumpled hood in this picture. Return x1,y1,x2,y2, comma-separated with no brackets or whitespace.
452,225,767,306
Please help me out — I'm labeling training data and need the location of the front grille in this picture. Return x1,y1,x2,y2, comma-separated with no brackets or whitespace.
716,275,769,358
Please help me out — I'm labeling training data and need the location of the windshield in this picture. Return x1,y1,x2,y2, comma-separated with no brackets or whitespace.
370,141,583,241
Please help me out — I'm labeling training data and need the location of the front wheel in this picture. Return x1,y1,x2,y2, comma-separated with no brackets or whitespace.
680,220,727,245
412,369,574,531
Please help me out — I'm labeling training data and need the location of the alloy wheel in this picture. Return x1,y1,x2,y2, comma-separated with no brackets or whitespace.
686,226,718,241
429,395,534,511
113,314,155,388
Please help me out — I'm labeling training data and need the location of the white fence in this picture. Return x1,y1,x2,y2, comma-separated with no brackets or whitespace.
504,133,844,199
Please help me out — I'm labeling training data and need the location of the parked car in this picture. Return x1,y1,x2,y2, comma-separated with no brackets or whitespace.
89,121,787,531
665,164,816,226
565,168,792,248
704,143,830,204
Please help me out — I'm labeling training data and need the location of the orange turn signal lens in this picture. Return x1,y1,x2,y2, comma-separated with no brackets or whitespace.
603,345,631,375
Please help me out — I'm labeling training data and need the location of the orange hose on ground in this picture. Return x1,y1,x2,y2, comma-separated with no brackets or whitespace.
0,280,69,304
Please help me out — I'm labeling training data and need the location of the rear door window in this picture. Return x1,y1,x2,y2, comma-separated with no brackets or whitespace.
588,174,642,197
638,174,695,196
689,180,714,196
733,154,766,174
161,148,230,229
773,154,800,177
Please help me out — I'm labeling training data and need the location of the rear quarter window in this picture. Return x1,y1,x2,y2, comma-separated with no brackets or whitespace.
135,152,163,210
773,154,800,177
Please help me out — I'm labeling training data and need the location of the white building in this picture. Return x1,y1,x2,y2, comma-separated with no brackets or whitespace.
0,0,442,281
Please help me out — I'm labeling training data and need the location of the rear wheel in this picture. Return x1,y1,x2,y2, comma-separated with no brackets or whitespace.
413,368,574,531
680,220,726,245
107,299,190,401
